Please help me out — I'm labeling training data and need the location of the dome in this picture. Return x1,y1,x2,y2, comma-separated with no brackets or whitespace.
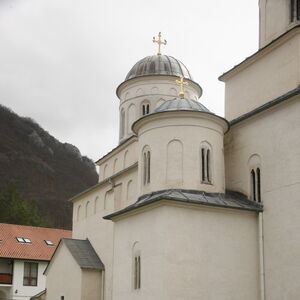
154,98,211,113
125,55,192,81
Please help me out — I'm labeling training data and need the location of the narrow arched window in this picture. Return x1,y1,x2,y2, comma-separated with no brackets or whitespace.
142,103,150,116
120,109,125,139
257,168,261,203
251,169,256,201
200,144,212,184
142,147,151,185
134,255,141,289
147,151,150,184
291,0,300,21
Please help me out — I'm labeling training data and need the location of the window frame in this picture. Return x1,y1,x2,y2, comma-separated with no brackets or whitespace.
200,143,212,184
23,262,38,287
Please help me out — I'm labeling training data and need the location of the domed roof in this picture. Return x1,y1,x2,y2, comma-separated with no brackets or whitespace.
154,98,210,113
125,55,192,81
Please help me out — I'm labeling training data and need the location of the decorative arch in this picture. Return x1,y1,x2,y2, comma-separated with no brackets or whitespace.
104,190,114,211
136,88,143,96
85,201,91,217
169,87,177,96
120,108,126,139
124,150,129,168
166,139,183,184
156,98,165,108
125,91,130,100
77,205,82,221
151,86,158,94
248,154,262,202
103,164,108,179
142,145,151,185
94,196,99,214
127,179,134,202
200,141,213,184
113,158,119,174
141,100,150,116
128,103,136,134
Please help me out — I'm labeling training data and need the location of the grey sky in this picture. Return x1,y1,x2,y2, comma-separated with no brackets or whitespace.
0,0,258,161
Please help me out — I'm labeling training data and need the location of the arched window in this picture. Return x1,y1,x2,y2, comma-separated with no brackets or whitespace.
142,147,151,185
251,168,262,202
141,101,150,116
291,0,300,21
248,154,262,202
120,108,125,139
200,143,212,184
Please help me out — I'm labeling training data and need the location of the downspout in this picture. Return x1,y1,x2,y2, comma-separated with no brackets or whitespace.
258,212,266,300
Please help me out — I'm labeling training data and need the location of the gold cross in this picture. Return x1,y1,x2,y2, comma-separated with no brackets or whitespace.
175,76,189,99
153,32,167,55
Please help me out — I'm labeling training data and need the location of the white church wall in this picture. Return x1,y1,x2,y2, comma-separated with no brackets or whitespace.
112,203,259,300
225,97,300,299
134,112,226,195
222,31,300,121
117,76,201,141
81,270,103,300
98,138,137,181
46,243,82,300
259,0,294,48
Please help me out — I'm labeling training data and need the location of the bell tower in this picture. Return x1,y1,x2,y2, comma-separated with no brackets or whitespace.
259,0,300,48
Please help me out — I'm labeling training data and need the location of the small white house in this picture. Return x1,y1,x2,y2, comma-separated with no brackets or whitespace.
0,223,71,300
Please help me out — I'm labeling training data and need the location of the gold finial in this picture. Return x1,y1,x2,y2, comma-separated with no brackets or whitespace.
175,76,189,99
153,32,167,55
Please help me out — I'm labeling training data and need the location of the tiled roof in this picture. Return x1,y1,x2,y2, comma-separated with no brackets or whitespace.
63,239,104,270
104,189,263,220
0,223,71,261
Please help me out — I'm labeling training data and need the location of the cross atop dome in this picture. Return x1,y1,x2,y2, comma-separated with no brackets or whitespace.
176,76,189,99
152,32,167,55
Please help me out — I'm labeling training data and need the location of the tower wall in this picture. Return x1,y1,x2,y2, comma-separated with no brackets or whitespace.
134,112,227,196
117,76,201,142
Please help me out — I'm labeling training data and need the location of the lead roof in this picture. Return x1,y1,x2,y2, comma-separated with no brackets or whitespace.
104,189,263,220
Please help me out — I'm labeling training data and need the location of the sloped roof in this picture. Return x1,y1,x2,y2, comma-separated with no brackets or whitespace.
62,238,104,270
0,223,71,261
104,189,263,220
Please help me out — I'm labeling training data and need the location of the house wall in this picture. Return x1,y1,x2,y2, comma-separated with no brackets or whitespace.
81,270,102,300
224,97,300,299
10,260,47,300
222,32,300,121
112,204,259,300
46,244,82,300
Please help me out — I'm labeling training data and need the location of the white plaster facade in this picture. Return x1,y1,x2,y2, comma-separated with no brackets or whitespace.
46,2,300,299
0,259,47,300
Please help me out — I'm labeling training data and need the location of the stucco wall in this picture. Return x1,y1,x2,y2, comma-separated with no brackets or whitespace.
225,97,300,299
135,112,227,195
10,260,47,300
223,32,300,121
112,203,259,300
118,76,201,141
46,243,81,300
81,269,102,300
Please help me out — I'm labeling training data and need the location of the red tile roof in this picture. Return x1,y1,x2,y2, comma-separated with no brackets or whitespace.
0,223,72,261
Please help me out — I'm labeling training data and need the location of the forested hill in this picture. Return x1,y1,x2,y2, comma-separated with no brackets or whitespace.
0,104,98,229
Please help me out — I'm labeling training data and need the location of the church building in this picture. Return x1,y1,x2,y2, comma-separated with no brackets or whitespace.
45,1,300,299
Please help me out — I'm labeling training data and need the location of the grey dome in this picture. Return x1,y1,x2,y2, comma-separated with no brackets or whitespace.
125,55,192,81
154,98,211,113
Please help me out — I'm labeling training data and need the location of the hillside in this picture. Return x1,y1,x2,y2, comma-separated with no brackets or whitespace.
0,104,98,229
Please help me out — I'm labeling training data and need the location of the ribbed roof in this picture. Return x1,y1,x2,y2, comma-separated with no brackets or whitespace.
62,238,104,270
104,189,263,220
154,98,210,113
0,223,71,261
125,55,192,80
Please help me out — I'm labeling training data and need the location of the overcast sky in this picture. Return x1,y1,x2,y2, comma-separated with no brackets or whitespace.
0,0,259,162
